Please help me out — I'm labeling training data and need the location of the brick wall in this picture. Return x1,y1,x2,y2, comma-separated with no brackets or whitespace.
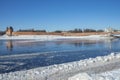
12,32,120,36
12,32,64,36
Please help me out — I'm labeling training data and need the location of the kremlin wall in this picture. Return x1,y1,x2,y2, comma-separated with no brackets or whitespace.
6,27,64,36
5,26,120,36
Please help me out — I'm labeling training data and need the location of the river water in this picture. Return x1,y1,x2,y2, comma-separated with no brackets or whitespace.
0,39,120,73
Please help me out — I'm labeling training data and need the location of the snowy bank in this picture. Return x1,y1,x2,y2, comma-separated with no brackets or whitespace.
69,70,120,80
0,35,114,41
1,52,120,80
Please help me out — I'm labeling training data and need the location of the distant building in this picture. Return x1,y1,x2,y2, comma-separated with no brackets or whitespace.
6,26,14,36
104,27,114,33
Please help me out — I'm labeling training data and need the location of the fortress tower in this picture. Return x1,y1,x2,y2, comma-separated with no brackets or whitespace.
6,26,13,36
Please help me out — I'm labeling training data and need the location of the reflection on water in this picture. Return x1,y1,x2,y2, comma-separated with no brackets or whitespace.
6,40,13,51
0,39,116,55
55,39,113,49
104,39,112,50
0,39,120,73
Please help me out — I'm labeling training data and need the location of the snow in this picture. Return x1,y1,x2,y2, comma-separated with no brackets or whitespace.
0,35,114,41
69,69,120,80
0,52,120,80
68,73,92,80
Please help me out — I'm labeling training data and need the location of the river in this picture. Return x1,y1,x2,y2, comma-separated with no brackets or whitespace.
0,38,120,73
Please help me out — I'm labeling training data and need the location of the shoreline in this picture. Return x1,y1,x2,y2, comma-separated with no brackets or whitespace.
0,52,120,80
0,34,115,41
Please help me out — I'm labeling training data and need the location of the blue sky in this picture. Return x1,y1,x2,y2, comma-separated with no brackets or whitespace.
0,0,120,31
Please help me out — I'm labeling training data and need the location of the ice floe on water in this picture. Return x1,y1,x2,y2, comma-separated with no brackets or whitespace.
0,52,120,80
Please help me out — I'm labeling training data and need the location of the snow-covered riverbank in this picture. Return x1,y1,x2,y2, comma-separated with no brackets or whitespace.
1,52,120,80
0,35,114,41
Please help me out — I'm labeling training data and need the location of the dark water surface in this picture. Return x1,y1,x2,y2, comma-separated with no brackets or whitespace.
0,39,120,73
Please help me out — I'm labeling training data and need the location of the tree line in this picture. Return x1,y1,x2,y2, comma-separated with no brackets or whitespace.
17,29,46,32
54,28,104,33
17,28,104,33
0,31,5,35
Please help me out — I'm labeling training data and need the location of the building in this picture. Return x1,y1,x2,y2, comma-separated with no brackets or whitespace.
104,27,114,33
6,26,14,36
